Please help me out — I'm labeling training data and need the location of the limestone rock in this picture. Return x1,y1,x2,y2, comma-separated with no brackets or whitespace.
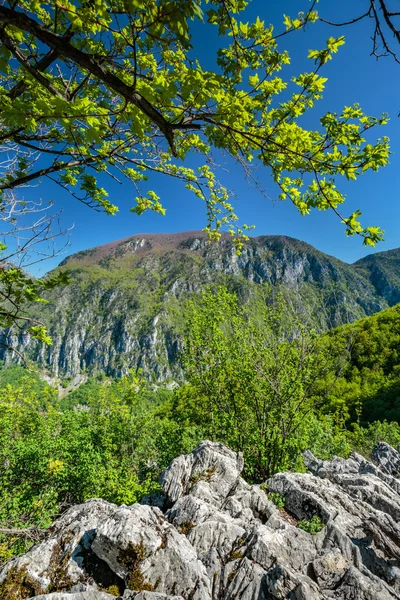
3,440,400,599
91,504,211,599
372,442,400,478
0,499,120,596
123,593,184,600
160,440,244,507
29,593,116,600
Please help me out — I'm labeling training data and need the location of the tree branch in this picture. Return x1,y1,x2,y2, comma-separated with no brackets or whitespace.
319,10,371,27
0,341,28,366
0,526,45,539
378,0,400,45
0,5,201,155
8,26,73,100
0,156,96,190
0,26,66,100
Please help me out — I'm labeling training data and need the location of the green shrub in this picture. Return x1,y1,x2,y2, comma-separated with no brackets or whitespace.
267,492,285,509
298,515,324,535
350,420,400,458
182,287,350,480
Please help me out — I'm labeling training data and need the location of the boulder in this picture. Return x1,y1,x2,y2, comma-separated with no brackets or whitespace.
372,442,400,478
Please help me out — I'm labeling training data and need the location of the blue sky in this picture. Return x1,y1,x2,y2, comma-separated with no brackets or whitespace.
27,0,400,275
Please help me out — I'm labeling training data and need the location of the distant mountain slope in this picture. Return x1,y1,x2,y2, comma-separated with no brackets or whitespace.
354,248,400,306
1,232,399,383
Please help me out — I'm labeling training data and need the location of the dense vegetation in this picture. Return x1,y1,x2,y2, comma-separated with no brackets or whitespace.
327,304,400,424
180,290,400,478
0,367,202,565
1,292,400,566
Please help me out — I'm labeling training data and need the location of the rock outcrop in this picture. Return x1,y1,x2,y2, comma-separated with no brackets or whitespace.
2,440,400,599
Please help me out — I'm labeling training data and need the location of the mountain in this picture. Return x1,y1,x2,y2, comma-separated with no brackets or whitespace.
1,231,399,384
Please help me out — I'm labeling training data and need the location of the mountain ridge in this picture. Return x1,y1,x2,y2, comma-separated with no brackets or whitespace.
59,231,358,269
58,230,400,270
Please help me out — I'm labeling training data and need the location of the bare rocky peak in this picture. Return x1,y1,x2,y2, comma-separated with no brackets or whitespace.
59,231,213,266
3,440,400,599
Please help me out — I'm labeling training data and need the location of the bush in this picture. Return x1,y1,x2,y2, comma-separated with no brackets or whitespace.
298,515,324,535
0,372,203,565
350,420,400,458
182,287,349,480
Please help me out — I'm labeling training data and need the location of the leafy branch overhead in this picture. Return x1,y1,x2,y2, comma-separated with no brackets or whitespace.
0,0,390,248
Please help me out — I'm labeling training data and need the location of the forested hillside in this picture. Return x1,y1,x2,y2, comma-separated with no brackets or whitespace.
354,248,400,306
327,303,400,424
1,232,399,385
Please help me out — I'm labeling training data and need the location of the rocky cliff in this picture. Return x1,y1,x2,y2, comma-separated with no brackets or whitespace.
2,440,400,599
1,232,399,383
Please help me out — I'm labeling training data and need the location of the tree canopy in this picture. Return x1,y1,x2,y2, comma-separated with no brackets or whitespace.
0,0,393,342
0,0,391,244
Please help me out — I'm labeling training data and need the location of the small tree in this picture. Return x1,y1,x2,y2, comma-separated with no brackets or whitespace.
0,191,70,349
182,287,349,480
